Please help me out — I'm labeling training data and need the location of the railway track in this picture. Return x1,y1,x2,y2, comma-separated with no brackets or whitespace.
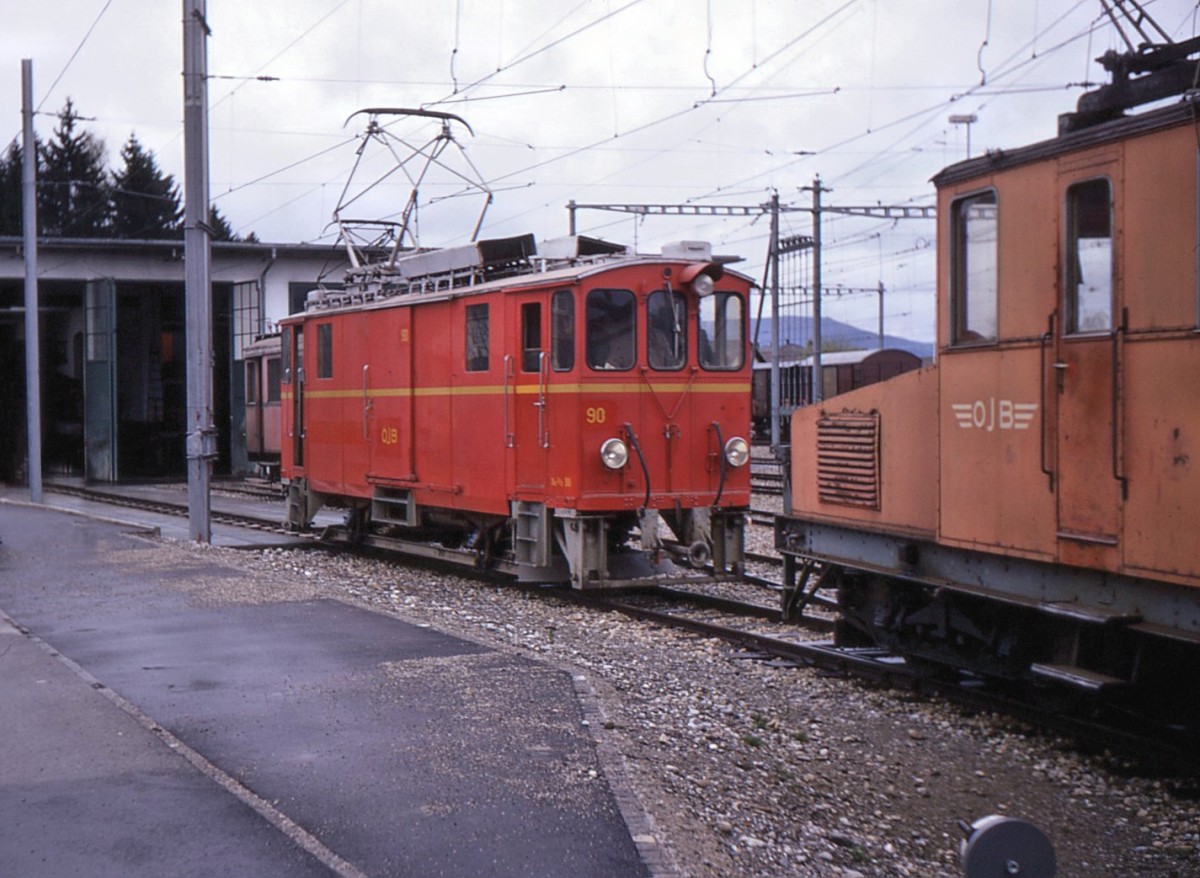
42,481,305,539
42,480,1196,767
567,583,1198,768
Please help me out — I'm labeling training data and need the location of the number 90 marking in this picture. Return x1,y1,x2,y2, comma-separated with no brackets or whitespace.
585,406,607,425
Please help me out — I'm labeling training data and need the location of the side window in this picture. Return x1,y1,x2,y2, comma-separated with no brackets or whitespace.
266,358,281,403
521,302,542,373
698,292,745,371
586,289,636,371
951,190,998,344
647,289,687,370
281,327,292,384
246,359,260,404
465,303,489,372
1065,178,1113,333
551,290,575,372
316,323,333,379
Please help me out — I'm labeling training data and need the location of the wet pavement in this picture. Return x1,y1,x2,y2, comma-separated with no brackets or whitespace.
0,500,652,877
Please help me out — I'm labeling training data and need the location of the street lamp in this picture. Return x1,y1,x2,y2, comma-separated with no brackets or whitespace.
949,113,978,159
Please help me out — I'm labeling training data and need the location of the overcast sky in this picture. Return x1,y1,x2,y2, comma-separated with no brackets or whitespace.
3,0,1198,342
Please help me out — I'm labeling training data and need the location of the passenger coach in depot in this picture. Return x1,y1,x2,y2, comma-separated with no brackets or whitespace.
778,38,1200,732
281,235,754,588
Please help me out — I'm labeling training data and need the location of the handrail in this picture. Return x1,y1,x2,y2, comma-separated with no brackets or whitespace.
1112,307,1128,499
361,364,372,440
502,355,514,448
712,421,727,506
537,351,550,448
1039,312,1055,491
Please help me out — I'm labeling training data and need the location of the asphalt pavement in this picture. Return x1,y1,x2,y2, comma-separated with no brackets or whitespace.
0,499,654,878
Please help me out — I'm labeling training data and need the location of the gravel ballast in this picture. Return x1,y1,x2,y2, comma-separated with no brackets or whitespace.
135,531,1198,878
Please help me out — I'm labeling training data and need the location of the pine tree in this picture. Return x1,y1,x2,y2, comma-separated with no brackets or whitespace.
209,203,236,241
0,140,31,236
110,134,182,239
39,98,111,237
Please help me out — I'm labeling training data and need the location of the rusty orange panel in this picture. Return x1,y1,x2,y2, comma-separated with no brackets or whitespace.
939,346,1057,560
790,366,938,538
1122,335,1200,585
1122,124,1196,331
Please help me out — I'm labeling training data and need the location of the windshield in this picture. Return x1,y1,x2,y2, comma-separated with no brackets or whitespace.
585,288,636,370
647,289,687,370
699,292,744,370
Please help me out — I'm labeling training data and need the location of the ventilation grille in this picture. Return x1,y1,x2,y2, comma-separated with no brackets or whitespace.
816,412,881,509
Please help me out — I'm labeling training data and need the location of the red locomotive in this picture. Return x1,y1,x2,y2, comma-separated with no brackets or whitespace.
778,34,1200,728
280,235,753,587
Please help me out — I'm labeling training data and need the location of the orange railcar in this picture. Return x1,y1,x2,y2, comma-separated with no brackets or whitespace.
778,44,1200,727
242,332,282,478
281,236,753,587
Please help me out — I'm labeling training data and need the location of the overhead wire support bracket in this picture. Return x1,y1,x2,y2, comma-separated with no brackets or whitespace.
822,205,937,220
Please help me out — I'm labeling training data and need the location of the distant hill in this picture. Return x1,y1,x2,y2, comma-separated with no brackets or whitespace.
751,315,933,361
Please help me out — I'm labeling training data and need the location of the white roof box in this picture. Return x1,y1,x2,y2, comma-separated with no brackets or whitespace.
661,240,712,260
539,235,629,260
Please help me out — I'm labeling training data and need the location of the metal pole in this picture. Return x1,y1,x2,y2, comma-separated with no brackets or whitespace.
568,199,576,236
811,176,823,404
183,0,213,542
21,59,42,503
768,193,781,450
878,281,885,349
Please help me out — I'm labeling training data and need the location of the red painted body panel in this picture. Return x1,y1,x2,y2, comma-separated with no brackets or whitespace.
281,260,753,522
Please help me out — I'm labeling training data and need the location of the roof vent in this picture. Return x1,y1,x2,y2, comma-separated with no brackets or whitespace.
661,241,712,260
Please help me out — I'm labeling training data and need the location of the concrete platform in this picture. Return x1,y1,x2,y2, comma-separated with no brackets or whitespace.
0,502,654,877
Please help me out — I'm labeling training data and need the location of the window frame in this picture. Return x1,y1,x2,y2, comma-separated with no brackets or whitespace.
950,188,999,346
520,302,542,373
551,290,575,372
465,303,490,372
316,323,333,379
1063,176,1114,336
585,288,637,372
647,288,688,371
698,291,745,372
245,358,260,404
281,327,292,384
266,357,281,403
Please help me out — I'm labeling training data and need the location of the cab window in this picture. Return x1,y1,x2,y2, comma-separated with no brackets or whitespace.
281,327,292,384
951,190,998,344
521,302,542,373
266,358,281,403
551,290,575,371
465,303,489,372
1065,178,1113,333
246,359,260,404
647,289,687,370
586,289,635,371
698,292,744,370
316,323,333,379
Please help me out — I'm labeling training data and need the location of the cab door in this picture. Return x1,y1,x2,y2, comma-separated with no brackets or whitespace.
1054,173,1123,562
510,296,549,494
288,325,306,469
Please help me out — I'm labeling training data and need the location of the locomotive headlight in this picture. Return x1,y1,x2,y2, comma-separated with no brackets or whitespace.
691,272,715,297
600,437,629,469
724,436,750,467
